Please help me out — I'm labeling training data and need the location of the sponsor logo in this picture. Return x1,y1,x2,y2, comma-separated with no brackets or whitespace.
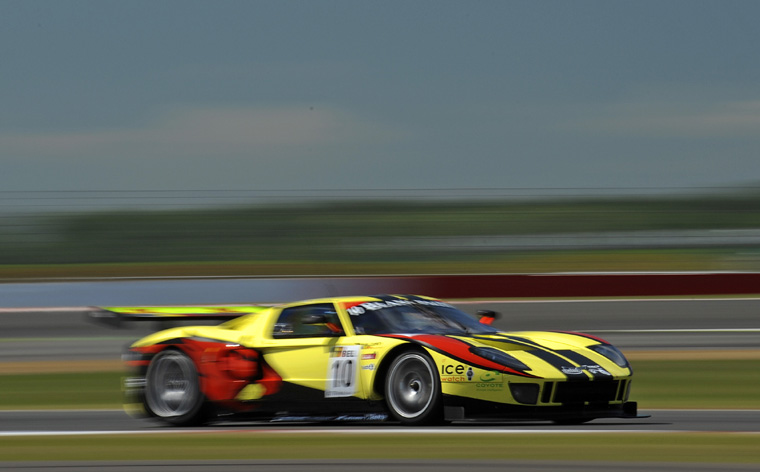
561,366,584,375
584,365,611,376
361,352,377,360
474,371,504,391
439,367,505,390
441,375,468,383
441,364,469,375
332,346,359,358
361,363,375,371
347,299,452,316
479,371,498,382
273,413,388,422
560,365,611,376
441,367,473,383
347,306,366,316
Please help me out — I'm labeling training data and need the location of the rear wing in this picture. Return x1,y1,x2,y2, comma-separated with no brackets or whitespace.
88,305,269,328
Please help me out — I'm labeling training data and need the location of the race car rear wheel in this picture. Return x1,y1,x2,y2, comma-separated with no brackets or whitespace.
384,351,442,425
145,349,206,426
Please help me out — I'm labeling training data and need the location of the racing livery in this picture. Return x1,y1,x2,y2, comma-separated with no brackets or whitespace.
99,295,642,426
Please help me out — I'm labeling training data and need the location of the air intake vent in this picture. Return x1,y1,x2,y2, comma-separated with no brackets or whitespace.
554,380,619,404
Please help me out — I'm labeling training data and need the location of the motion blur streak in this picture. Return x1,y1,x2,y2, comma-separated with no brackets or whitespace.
2,187,760,277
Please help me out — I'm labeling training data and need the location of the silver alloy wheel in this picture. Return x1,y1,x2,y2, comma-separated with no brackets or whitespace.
145,350,200,419
386,352,437,421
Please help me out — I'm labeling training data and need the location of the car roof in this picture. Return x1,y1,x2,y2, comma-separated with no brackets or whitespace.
282,294,439,306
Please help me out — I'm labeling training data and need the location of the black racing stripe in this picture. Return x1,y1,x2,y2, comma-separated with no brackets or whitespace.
492,335,549,350
526,349,589,382
471,334,542,350
485,335,612,380
474,335,590,381
555,350,614,380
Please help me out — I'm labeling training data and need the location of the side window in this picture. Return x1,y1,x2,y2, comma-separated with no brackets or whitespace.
272,303,344,339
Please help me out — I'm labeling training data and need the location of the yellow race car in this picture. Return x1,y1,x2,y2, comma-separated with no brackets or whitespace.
99,294,641,426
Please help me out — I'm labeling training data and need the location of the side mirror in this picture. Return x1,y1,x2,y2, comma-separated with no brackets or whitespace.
476,310,500,326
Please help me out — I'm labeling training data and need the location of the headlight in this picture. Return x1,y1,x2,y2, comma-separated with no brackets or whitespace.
470,347,529,372
589,344,629,368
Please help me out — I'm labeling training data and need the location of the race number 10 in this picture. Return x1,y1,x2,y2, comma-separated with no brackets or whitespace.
325,345,360,398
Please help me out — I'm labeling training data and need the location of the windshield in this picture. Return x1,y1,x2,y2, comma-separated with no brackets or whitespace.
346,299,498,336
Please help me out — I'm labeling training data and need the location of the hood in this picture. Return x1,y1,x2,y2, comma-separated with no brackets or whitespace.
383,331,631,381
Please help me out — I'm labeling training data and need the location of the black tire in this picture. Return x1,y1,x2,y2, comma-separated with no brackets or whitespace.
144,350,206,426
384,351,443,425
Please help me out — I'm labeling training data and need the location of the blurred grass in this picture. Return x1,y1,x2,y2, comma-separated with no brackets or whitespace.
0,372,123,409
632,359,760,409
3,194,760,278
0,249,736,279
1,358,758,410
2,432,760,462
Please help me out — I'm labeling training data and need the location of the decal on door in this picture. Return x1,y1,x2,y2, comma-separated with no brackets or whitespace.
325,345,360,398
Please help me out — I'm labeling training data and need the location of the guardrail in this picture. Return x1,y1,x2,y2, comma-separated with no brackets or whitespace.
1,272,758,309
414,273,760,298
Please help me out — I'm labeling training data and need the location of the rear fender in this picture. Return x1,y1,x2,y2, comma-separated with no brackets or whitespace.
136,339,282,409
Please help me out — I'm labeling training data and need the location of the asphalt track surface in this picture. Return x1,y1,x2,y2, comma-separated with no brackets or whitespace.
1,409,759,433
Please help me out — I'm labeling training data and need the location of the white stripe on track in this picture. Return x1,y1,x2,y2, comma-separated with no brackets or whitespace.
0,429,693,437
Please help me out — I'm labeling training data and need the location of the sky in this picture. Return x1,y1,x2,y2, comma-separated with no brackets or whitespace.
3,1,760,194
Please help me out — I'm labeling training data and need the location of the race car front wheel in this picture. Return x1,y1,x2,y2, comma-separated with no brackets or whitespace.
384,351,442,425
145,349,206,426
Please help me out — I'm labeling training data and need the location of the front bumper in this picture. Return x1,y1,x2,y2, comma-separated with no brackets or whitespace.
443,397,644,422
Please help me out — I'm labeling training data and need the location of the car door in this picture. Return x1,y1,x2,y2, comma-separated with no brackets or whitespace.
258,302,363,400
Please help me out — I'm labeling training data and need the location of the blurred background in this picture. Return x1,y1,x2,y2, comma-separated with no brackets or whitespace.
4,1,760,280
2,187,760,279
3,0,760,345
3,4,760,462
